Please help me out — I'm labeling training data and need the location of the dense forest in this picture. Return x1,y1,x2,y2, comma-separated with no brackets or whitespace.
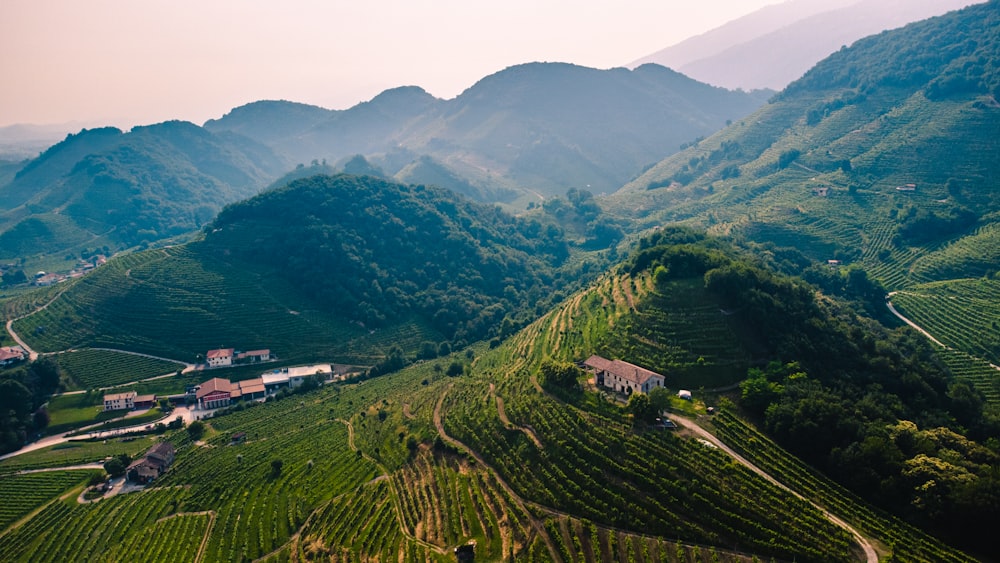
205,174,597,346
0,359,59,454
628,228,999,551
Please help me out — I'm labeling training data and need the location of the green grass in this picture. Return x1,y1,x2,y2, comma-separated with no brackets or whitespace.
45,393,123,435
51,349,185,391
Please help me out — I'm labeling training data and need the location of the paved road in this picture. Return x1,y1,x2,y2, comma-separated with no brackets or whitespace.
668,415,878,563
885,293,947,348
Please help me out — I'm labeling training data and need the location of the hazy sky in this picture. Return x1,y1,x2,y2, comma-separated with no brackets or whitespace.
0,0,783,128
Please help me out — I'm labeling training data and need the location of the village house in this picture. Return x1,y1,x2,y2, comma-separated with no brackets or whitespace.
0,345,27,367
584,355,665,395
103,391,137,412
126,442,176,484
206,348,234,367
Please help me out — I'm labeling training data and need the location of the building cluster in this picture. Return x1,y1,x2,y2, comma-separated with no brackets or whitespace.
583,355,665,395
32,255,108,287
126,442,175,484
191,364,335,410
205,347,273,368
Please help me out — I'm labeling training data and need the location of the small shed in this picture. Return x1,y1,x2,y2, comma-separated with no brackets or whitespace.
677,390,693,401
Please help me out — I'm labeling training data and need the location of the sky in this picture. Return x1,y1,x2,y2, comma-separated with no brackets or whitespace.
0,0,782,129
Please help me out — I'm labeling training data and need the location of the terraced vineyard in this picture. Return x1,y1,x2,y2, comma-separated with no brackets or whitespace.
709,410,976,563
892,279,1000,364
51,349,185,390
938,348,1000,406
11,245,442,364
0,470,96,531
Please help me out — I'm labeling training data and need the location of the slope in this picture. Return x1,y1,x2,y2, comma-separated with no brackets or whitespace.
9,174,592,363
612,0,1000,367
0,122,286,266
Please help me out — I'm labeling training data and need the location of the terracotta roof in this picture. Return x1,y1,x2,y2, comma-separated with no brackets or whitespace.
0,347,25,362
585,355,663,386
238,378,266,395
206,348,234,359
196,377,232,399
134,394,156,404
583,355,614,372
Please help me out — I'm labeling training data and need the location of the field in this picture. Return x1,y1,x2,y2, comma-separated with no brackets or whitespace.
0,437,156,474
0,470,97,531
51,349,185,390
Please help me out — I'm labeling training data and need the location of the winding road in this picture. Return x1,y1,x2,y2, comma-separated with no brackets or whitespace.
668,415,879,563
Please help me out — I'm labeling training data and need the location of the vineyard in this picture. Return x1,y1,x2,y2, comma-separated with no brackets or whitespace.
0,437,154,474
708,410,977,563
0,470,96,531
51,349,185,390
892,279,1000,365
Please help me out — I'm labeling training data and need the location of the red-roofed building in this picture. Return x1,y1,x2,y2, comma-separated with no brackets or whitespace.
0,346,27,367
206,348,234,368
196,377,232,409
583,355,665,395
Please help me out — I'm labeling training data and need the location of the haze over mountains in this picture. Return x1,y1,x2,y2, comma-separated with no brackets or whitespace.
630,0,980,90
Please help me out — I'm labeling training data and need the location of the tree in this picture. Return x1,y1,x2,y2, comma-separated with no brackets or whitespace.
187,420,205,441
270,459,283,478
627,393,658,426
446,361,465,377
104,454,131,478
538,360,583,393
649,387,672,414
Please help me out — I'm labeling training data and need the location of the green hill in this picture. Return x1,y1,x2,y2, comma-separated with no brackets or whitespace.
10,174,593,363
609,0,1000,370
0,121,286,267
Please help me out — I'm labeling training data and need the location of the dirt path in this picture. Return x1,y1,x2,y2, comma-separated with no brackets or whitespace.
884,294,947,348
490,383,542,449
433,384,562,562
668,415,879,563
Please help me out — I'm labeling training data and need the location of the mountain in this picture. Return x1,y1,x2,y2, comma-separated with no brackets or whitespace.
613,1,1000,364
0,121,285,264
10,174,596,362
206,63,772,198
630,0,980,91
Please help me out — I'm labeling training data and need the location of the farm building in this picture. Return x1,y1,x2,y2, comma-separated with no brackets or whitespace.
584,355,664,395
206,348,235,367
236,349,272,363
678,390,693,400
196,378,233,409
127,442,176,484
103,391,137,412
133,394,157,409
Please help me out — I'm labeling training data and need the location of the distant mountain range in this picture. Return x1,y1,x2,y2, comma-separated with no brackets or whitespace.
630,0,980,91
205,63,771,199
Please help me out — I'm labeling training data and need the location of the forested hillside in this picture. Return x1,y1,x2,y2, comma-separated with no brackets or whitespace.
0,121,285,267
9,174,602,363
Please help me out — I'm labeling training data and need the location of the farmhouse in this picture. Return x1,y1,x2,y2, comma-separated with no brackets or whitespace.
126,442,176,484
0,346,27,367
196,378,233,409
133,394,157,409
895,183,917,191
584,355,665,395
206,348,234,367
103,391,137,412
236,349,272,363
